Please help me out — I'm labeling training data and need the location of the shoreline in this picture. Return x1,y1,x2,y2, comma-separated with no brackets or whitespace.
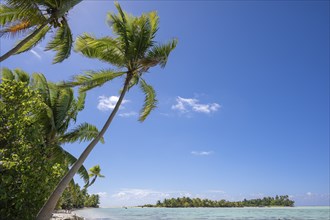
51,210,84,220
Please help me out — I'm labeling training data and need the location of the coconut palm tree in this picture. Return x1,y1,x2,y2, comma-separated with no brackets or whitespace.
86,165,105,188
1,68,104,185
37,3,177,219
0,0,82,63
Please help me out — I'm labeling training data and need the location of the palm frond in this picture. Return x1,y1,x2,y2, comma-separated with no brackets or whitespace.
107,3,129,54
62,69,126,93
139,78,157,122
143,39,178,69
0,3,45,27
45,19,72,63
50,144,90,185
1,68,15,80
60,122,104,144
13,68,30,83
13,24,50,54
75,33,125,66
128,14,154,61
31,73,51,106
0,5,24,26
76,91,86,112
54,88,73,131
0,20,32,37
5,0,39,13
148,11,159,41
63,151,90,186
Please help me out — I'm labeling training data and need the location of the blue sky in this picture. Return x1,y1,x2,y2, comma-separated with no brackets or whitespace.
1,1,329,206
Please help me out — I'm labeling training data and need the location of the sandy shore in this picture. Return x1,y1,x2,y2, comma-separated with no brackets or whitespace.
50,210,84,220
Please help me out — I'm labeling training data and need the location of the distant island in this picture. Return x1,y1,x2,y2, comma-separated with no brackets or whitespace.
141,195,294,208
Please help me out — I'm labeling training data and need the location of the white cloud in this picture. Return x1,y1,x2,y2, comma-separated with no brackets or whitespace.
30,49,42,60
119,111,137,117
172,96,220,114
191,151,214,156
112,189,170,200
97,95,129,111
306,192,313,196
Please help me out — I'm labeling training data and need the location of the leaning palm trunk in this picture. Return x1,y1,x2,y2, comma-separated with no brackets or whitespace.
0,19,51,62
36,75,131,220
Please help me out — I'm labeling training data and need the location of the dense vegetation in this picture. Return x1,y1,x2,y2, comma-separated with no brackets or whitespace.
0,71,102,219
57,183,100,209
142,195,294,208
0,79,66,219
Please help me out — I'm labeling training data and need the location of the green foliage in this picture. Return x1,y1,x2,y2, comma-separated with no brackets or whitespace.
0,80,66,219
139,78,157,122
86,165,105,188
69,2,177,122
45,18,72,63
0,0,82,63
0,69,104,218
143,196,295,208
57,183,100,209
15,25,50,54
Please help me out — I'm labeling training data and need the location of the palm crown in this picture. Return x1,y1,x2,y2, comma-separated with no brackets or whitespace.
87,165,105,188
0,0,82,63
67,2,177,121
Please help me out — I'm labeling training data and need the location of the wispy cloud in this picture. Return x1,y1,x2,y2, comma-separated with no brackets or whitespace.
97,96,129,111
191,151,214,156
112,189,170,200
172,96,220,114
30,49,42,60
119,111,137,117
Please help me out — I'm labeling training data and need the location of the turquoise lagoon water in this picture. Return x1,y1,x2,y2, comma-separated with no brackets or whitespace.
75,206,330,220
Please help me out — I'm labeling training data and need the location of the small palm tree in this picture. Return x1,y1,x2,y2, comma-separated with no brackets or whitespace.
86,165,105,188
0,0,82,63
37,3,177,219
1,68,104,186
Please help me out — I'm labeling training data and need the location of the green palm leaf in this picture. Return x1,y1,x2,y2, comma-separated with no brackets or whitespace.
63,151,90,187
1,68,15,80
63,69,126,93
45,19,72,63
0,2,45,25
13,24,50,54
31,73,52,107
60,122,105,144
54,88,74,131
50,144,90,186
76,91,86,112
13,68,30,83
148,11,159,41
0,5,26,25
139,78,157,122
75,33,124,66
143,39,178,68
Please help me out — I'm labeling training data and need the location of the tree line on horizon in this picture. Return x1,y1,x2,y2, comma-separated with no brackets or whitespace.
0,1,177,219
141,195,294,208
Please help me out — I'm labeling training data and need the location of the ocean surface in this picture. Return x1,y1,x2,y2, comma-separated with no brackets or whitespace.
75,206,330,220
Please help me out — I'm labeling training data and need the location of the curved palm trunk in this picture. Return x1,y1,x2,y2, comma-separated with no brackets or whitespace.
0,20,50,62
36,75,132,220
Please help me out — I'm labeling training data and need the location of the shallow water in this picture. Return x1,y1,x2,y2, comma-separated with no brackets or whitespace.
75,206,330,220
